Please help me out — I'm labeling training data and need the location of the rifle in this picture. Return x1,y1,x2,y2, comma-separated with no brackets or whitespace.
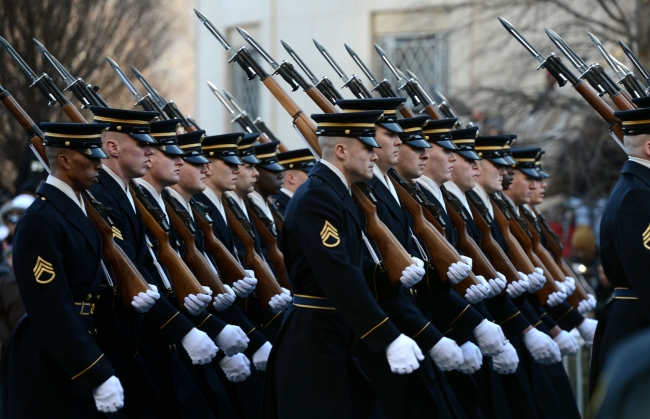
190,199,249,286
269,202,284,232
162,190,227,295
107,57,167,116
312,39,373,99
245,199,292,291
0,84,149,307
534,207,574,276
223,195,283,310
388,171,481,295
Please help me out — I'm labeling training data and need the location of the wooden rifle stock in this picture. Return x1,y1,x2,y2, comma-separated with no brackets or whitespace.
611,90,636,111
422,104,444,120
351,182,413,288
191,202,249,286
162,192,226,295
130,185,205,309
305,86,339,113
245,200,292,291
572,82,624,143
223,196,282,310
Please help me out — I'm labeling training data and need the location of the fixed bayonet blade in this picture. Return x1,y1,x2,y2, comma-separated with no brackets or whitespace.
236,26,280,70
0,37,38,81
313,39,349,82
33,39,75,85
406,69,420,81
194,9,234,56
497,17,545,64
281,40,319,85
588,33,625,79
373,44,403,81
107,57,143,100
223,89,246,114
545,29,589,72
345,43,379,86
619,40,650,85
206,81,236,115
130,66,167,107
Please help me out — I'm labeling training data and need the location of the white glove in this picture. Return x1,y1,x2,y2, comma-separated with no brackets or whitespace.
460,255,473,268
464,276,490,304
184,287,213,315
577,294,597,314
527,268,546,293
268,287,292,313
545,288,567,307
386,334,424,374
131,284,161,313
447,260,472,284
562,277,576,295
213,284,237,311
522,328,560,365
253,341,272,371
577,318,597,348
181,328,218,365
487,272,507,298
492,341,519,374
473,319,506,356
400,257,425,288
506,272,529,298
92,375,124,413
456,341,483,374
553,330,579,357
215,325,250,356
428,337,464,371
232,271,257,298
219,353,251,383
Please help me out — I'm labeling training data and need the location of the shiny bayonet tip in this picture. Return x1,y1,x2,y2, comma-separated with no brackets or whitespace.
406,69,419,81
345,43,378,86
206,80,219,92
193,9,233,53
588,32,623,77
280,40,293,53
344,43,355,55
313,39,325,52
619,40,650,84
0,36,38,80
281,40,319,84
236,26,278,69
544,28,587,71
313,39,347,80
194,8,208,23
106,56,120,69
373,43,402,80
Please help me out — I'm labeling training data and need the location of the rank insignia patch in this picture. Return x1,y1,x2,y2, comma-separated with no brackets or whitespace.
33,256,56,284
112,226,123,240
320,221,340,248
643,224,650,250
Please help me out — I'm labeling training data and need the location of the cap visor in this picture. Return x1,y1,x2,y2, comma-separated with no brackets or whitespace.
485,156,510,166
129,133,156,144
504,155,517,166
83,147,108,159
434,139,458,150
404,139,432,149
155,144,184,156
455,150,481,160
358,136,381,148
520,167,541,179
218,155,245,166
241,155,261,164
537,169,550,179
184,155,210,164
379,122,404,133
259,162,286,172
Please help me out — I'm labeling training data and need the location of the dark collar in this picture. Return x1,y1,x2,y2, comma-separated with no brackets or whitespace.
622,159,650,187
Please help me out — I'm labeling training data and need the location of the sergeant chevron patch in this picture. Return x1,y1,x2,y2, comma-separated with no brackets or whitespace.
112,226,123,240
33,256,56,284
643,224,650,250
320,220,340,248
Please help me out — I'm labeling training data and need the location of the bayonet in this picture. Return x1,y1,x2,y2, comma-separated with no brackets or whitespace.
588,33,646,98
236,26,279,71
206,81,258,134
130,66,167,108
281,40,318,85
588,33,624,79
619,40,650,91
345,43,403,101
107,57,165,113
314,39,372,98
223,88,280,141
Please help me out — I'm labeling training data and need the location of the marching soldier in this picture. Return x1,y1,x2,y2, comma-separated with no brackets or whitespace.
273,148,316,216
249,140,285,240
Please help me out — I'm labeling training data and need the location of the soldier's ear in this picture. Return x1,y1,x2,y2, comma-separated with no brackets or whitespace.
58,152,72,171
642,140,650,159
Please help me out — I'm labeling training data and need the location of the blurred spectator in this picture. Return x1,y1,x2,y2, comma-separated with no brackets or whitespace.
0,256,24,362
571,225,612,318
0,194,35,257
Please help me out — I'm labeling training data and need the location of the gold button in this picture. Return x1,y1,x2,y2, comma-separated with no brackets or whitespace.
86,294,92,301
345,129,350,135
41,197,46,200
65,141,70,146
210,152,214,156
116,126,122,131
425,136,429,140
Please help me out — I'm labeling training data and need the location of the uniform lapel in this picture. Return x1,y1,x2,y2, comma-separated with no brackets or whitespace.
622,160,650,187
367,176,407,231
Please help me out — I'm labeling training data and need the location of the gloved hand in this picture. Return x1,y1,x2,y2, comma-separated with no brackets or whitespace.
457,341,483,374
215,324,249,356
473,319,506,356
219,353,251,383
464,276,490,304
428,337,464,371
522,328,560,365
93,375,124,413
400,257,425,288
492,341,519,374
232,271,257,297
184,287,213,315
553,330,579,356
487,272,507,298
562,277,576,295
268,287,292,313
577,294,597,314
506,272,529,298
253,341,272,371
386,334,424,374
460,255,473,268
527,268,546,293
181,328,218,365
545,287,567,307
131,284,161,314
447,260,472,284
577,318,597,348
213,284,237,311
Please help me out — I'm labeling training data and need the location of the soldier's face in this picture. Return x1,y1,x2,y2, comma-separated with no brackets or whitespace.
205,159,240,193
396,144,429,181
530,179,547,205
343,141,377,183
374,126,402,173
424,143,456,186
451,156,479,192
255,167,284,197
147,149,183,187
502,166,515,190
177,162,207,195
477,160,506,194
506,170,536,205
119,135,154,179
70,152,103,191
236,163,259,194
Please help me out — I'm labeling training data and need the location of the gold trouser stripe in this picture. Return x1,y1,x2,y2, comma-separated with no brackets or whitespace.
45,132,103,139
412,322,431,339
160,312,180,330
499,311,521,326
197,313,212,329
449,305,471,326
246,327,257,336
71,354,104,380
361,317,389,340
264,311,283,328
554,306,573,322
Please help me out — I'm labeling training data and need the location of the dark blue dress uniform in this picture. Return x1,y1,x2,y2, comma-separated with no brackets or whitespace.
273,148,317,216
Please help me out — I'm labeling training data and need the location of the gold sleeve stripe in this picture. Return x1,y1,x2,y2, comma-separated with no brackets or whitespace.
360,317,389,340
246,327,257,336
449,305,471,326
264,311,284,328
533,321,542,327
71,354,104,380
498,311,521,326
412,322,431,339
554,307,573,322
196,313,212,329
160,312,180,330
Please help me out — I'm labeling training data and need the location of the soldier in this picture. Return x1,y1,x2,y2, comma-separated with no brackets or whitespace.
2,123,130,417
263,110,425,419
249,140,285,238
273,148,316,216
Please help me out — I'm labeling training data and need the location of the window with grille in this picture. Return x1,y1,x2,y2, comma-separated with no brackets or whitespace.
229,56,261,129
375,33,449,102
